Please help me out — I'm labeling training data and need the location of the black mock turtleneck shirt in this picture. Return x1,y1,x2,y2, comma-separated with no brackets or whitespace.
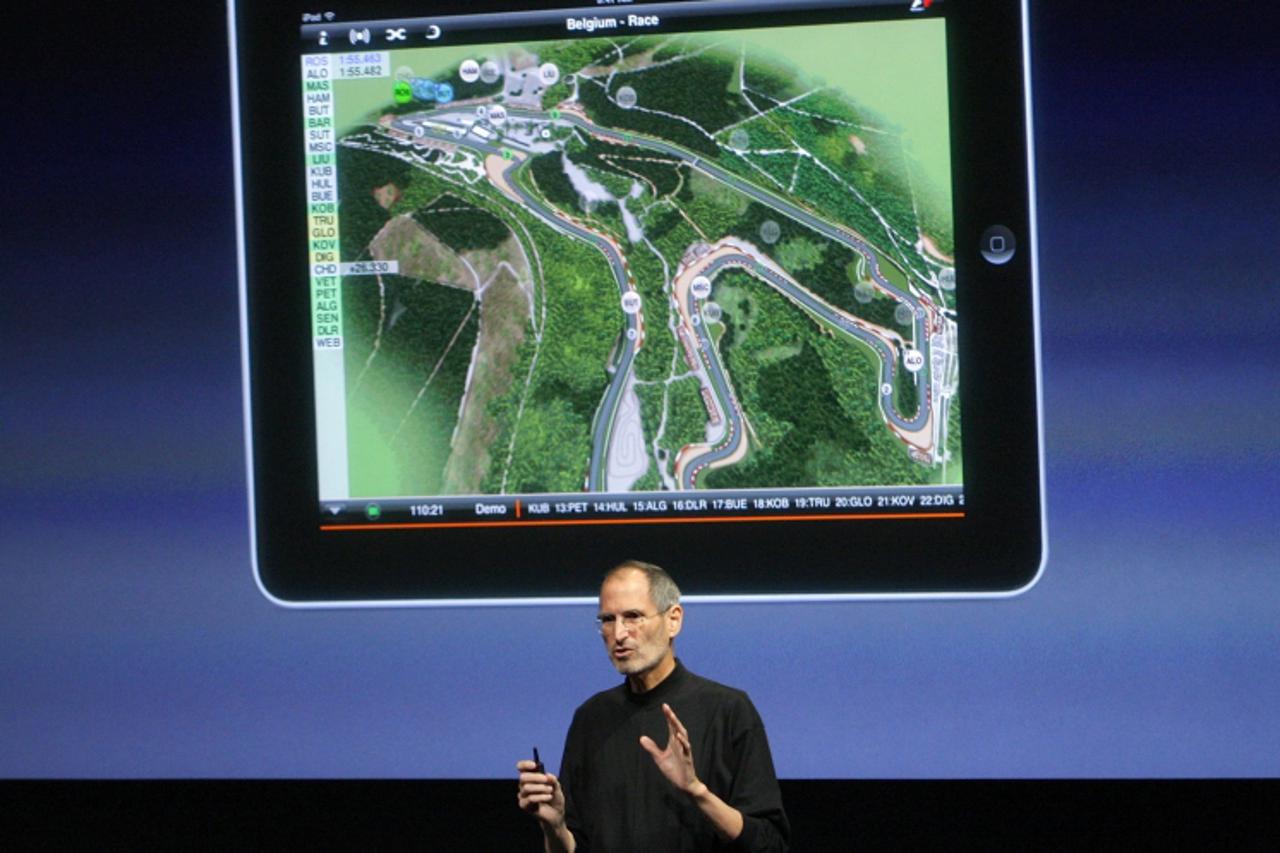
559,660,789,852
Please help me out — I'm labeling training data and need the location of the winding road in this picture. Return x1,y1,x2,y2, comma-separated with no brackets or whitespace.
381,99,948,490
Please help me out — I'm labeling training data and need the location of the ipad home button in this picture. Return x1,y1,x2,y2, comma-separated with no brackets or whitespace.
980,225,1016,265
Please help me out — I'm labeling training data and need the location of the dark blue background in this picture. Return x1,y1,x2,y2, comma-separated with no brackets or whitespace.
4,1,1277,777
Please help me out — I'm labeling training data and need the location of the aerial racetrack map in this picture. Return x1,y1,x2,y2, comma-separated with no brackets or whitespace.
318,21,960,500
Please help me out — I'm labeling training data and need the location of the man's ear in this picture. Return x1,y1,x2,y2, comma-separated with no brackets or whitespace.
666,603,684,640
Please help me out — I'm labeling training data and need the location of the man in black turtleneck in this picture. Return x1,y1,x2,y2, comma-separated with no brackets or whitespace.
516,560,789,852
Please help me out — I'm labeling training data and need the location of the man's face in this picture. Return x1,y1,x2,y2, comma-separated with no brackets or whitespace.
598,570,682,678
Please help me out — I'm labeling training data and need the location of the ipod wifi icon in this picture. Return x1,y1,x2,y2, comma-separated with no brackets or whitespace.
348,27,371,45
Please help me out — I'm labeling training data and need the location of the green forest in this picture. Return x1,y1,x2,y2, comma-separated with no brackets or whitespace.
699,270,926,489
342,275,478,497
413,194,510,252
479,219,618,494
336,146,414,260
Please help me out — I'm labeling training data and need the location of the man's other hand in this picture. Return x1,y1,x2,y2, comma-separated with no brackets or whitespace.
516,759,567,828
639,703,706,797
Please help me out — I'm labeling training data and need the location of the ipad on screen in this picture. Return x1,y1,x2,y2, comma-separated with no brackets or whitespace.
229,0,1044,603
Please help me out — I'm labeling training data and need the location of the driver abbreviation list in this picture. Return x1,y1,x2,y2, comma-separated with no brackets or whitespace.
320,486,965,528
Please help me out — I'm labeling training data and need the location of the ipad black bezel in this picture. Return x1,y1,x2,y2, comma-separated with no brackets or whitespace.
230,0,1044,603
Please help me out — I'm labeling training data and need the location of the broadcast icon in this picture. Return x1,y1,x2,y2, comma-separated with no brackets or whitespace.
348,27,371,45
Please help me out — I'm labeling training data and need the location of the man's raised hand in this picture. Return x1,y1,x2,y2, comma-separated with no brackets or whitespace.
639,703,706,797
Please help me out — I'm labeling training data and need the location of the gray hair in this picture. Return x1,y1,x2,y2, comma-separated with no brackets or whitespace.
605,559,681,612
